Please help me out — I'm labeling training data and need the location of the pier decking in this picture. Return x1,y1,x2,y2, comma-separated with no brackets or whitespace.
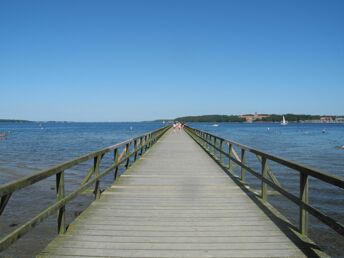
39,130,306,257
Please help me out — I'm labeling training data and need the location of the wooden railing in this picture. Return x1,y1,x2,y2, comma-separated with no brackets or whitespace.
0,125,170,251
184,125,344,238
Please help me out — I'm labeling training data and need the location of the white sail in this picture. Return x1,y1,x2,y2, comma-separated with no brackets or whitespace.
281,116,288,125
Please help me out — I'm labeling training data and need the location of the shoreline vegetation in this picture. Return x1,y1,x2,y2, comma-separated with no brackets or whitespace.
174,114,344,123
1,114,344,124
0,119,31,123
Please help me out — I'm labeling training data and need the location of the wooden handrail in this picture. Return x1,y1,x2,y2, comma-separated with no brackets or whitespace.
0,125,170,251
184,125,344,238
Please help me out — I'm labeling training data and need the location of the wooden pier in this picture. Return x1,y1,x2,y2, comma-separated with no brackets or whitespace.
38,129,307,257
1,125,343,257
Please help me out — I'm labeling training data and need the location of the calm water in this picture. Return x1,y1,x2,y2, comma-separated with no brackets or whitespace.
0,122,343,257
190,122,344,257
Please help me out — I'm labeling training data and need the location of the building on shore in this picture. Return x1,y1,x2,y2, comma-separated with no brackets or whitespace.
335,117,344,123
320,116,334,123
240,113,270,122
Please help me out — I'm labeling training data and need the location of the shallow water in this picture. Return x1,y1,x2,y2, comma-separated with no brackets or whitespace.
0,122,343,257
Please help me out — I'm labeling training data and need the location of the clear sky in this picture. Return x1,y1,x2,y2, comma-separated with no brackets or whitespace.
0,0,343,121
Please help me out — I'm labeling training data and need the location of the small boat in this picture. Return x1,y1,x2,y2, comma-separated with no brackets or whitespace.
212,124,219,127
281,116,288,125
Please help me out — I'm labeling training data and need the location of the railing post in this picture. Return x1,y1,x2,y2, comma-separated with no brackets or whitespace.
213,137,216,156
94,155,101,199
219,139,223,164
261,157,268,201
134,139,138,161
125,143,130,168
0,193,11,216
114,148,118,181
140,136,144,155
208,135,211,152
240,149,246,183
228,144,232,171
56,171,66,234
208,135,211,151
147,134,151,148
299,173,309,236
208,135,212,154
144,135,148,152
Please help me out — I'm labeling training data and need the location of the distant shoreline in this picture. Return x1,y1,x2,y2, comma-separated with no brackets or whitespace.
1,113,344,124
0,119,32,123
174,114,344,123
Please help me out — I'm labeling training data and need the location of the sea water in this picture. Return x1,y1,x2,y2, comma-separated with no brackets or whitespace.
0,122,343,257
190,122,344,257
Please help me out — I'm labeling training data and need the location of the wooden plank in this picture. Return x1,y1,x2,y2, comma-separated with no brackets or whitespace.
61,229,285,237
40,130,307,258
39,248,303,258
48,241,298,250
54,235,292,243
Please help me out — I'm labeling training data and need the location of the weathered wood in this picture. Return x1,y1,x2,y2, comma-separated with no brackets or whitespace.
0,193,11,216
228,143,232,171
185,126,344,238
80,165,94,185
93,155,101,199
40,130,308,258
0,125,170,252
186,127,344,189
299,173,309,236
240,149,246,182
56,171,65,234
219,139,223,163
133,139,138,161
113,148,118,180
256,154,282,188
261,157,268,201
125,143,130,168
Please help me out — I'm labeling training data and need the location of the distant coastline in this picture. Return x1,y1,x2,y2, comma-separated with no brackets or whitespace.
0,119,32,123
2,114,344,124
174,114,344,123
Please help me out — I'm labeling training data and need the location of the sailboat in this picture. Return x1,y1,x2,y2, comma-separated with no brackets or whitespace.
281,116,288,125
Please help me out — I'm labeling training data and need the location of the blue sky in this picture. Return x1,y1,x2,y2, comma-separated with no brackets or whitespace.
0,0,343,121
